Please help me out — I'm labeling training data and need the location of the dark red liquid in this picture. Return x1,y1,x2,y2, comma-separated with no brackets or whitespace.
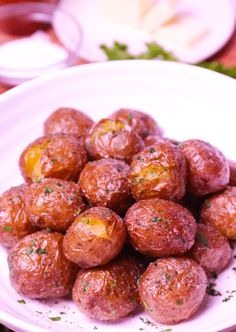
0,15,51,36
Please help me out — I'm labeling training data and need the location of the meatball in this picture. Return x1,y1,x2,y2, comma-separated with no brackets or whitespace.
200,186,236,239
85,118,144,162
228,160,236,186
129,142,186,201
188,224,231,275
72,255,142,321
180,139,229,196
19,133,87,183
0,184,36,248
44,107,94,140
110,108,161,139
63,207,126,267
124,198,196,257
79,158,133,214
139,257,207,324
24,178,86,232
144,135,178,147
8,230,77,299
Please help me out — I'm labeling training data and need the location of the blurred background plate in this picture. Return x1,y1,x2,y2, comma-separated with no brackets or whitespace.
60,0,235,64
0,60,236,332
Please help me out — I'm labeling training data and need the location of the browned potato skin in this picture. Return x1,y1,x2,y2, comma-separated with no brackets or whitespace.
19,133,87,183
79,158,133,214
86,118,144,163
187,224,231,275
44,107,94,140
180,139,229,196
200,186,236,239
110,108,162,139
63,207,126,267
228,160,236,186
129,142,186,201
8,230,77,299
144,135,178,147
24,178,86,232
124,198,196,257
0,184,36,248
72,255,142,321
139,257,207,325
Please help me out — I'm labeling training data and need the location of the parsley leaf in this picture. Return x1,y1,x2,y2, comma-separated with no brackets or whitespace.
196,233,209,247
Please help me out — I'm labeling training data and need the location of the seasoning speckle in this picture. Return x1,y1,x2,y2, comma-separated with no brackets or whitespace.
18,299,26,304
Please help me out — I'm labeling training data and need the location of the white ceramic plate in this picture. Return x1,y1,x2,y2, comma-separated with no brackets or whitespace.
0,60,236,332
60,0,235,64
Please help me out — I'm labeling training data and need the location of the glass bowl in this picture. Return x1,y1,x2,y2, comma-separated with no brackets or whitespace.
0,2,82,85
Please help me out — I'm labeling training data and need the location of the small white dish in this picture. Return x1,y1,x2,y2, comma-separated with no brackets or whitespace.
60,0,235,64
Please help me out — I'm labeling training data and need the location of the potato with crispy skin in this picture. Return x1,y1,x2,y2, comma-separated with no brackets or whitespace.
110,108,161,139
139,257,207,324
72,255,142,321
19,133,87,183
129,142,186,201
44,107,94,140
79,158,133,214
188,224,231,275
8,230,77,299
86,118,144,162
24,178,86,232
180,139,229,196
63,207,126,267
0,184,36,248
124,198,196,257
200,186,236,239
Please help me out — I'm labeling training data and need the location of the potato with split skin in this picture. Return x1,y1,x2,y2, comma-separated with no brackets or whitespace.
0,184,36,248
129,142,186,201
110,108,162,139
8,230,77,299
187,224,231,276
86,118,144,162
19,133,87,183
139,257,207,325
180,139,229,196
79,158,133,214
124,198,196,257
24,178,86,232
44,107,94,140
200,186,236,239
72,254,142,321
63,206,126,267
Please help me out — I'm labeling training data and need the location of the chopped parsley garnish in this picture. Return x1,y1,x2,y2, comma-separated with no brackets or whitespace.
222,295,233,303
162,329,172,332
196,233,209,247
127,114,133,121
176,299,183,305
206,283,221,296
82,281,89,292
76,208,81,216
35,248,47,255
18,299,26,304
48,316,61,321
137,156,145,162
25,247,33,255
210,271,218,279
111,281,117,288
151,216,164,223
149,147,156,153
45,227,52,233
44,187,54,195
3,225,12,232
205,200,211,208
